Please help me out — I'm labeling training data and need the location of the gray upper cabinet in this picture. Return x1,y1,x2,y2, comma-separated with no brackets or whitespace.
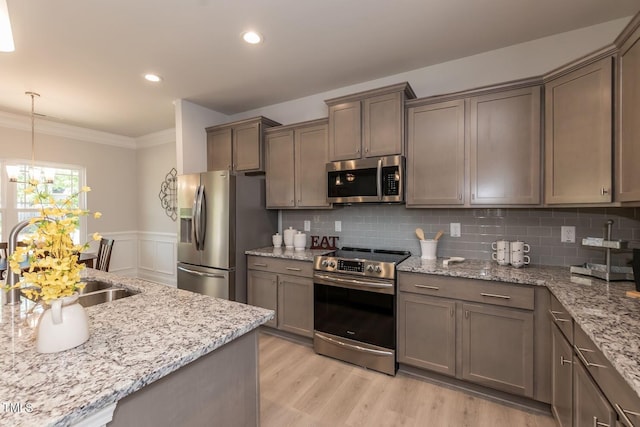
470,86,541,205
265,119,330,209
206,116,281,173
544,55,614,204
617,15,640,202
406,99,465,206
326,82,416,161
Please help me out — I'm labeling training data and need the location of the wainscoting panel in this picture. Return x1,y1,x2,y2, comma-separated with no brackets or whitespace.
137,232,177,287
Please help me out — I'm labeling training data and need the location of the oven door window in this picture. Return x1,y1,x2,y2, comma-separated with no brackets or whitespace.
327,168,378,198
314,283,395,349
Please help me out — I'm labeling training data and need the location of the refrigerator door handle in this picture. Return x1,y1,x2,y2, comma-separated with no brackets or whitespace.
178,265,226,279
199,185,207,251
192,185,200,250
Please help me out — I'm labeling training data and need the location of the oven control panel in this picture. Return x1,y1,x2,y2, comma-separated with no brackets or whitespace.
315,257,392,279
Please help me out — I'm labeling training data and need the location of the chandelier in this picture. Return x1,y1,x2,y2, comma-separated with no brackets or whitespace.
6,92,55,184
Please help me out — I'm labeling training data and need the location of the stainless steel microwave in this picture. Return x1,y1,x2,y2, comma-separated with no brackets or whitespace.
326,155,404,203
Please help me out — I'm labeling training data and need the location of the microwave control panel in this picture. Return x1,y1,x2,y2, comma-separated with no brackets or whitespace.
382,166,400,196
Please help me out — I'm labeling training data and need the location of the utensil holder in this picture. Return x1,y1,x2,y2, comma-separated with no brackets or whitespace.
420,239,437,260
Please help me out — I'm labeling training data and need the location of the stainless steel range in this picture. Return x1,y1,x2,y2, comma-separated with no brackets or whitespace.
313,247,410,375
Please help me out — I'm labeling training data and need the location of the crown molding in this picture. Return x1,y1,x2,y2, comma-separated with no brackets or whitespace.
0,110,137,149
135,128,176,149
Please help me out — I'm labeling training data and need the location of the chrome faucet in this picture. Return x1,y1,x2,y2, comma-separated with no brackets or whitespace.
5,219,32,305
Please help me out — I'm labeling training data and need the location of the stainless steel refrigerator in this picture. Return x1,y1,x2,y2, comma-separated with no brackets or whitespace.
177,170,277,302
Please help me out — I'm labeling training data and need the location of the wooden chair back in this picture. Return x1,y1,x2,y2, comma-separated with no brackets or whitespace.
96,238,115,272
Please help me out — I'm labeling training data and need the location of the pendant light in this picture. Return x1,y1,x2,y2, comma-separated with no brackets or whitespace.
6,92,54,184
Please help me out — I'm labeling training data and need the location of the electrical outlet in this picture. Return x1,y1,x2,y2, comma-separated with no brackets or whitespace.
313,215,320,223
450,223,461,238
561,226,576,243
335,221,342,232
304,220,310,231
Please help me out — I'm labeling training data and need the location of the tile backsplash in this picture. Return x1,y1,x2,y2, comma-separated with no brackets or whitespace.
281,206,640,267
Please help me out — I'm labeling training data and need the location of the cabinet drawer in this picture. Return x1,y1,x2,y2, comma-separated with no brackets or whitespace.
398,273,534,310
247,255,313,278
549,293,573,343
574,324,640,426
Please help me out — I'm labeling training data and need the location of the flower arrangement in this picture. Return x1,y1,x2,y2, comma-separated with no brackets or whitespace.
8,181,102,302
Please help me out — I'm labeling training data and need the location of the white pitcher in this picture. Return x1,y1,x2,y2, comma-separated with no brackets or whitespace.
36,293,89,353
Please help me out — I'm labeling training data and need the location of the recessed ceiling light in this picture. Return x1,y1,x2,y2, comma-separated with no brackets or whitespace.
144,73,162,83
242,31,263,45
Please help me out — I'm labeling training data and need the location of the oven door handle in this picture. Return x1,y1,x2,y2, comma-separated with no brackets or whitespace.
315,332,393,357
314,273,393,289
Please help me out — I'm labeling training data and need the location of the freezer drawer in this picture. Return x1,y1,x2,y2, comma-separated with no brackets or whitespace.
177,263,233,300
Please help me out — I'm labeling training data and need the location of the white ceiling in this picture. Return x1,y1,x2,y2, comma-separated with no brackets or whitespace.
1,0,639,137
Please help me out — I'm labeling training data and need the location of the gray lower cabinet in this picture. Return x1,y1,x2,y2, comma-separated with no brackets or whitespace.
247,270,278,328
397,293,456,376
552,324,573,427
574,358,616,427
461,303,534,397
247,256,313,338
397,273,537,399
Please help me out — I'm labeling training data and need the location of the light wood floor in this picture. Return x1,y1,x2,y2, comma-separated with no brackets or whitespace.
259,333,557,427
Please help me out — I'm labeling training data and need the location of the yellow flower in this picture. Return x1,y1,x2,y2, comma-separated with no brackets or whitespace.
93,212,102,219
81,186,91,192
7,182,104,302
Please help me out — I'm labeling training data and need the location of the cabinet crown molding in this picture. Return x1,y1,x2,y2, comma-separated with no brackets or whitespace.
264,117,328,134
615,12,640,48
205,116,281,132
542,44,617,83
324,82,416,106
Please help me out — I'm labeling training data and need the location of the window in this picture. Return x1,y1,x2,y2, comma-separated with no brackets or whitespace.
2,161,86,242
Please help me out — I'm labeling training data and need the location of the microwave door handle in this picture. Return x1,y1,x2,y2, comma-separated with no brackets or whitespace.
376,158,383,201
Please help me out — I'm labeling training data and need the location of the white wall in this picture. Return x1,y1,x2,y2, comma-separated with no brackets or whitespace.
174,99,228,175
227,17,630,126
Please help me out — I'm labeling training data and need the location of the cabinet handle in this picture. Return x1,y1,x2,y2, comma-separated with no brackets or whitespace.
472,193,475,200
414,284,439,290
549,310,570,323
286,267,302,271
458,193,462,201
480,292,511,300
465,310,469,319
614,403,640,426
593,416,610,427
574,345,607,369
450,307,454,317
601,187,610,196
560,356,572,366
253,263,268,267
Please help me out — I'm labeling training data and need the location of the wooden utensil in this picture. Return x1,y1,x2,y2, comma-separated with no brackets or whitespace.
434,230,444,241
415,228,425,240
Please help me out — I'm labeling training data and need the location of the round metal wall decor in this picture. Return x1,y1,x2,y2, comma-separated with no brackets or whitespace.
159,168,177,221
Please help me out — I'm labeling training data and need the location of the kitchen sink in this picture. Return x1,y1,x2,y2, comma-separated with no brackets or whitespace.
78,288,135,307
77,280,116,294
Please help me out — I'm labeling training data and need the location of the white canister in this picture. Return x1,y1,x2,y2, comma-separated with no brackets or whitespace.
294,232,306,251
272,233,282,247
283,227,296,249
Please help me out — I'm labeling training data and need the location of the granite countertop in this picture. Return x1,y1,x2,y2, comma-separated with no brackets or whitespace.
0,269,274,427
398,256,640,401
245,246,333,262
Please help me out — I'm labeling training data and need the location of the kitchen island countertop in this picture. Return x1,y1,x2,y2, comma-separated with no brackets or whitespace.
398,256,640,402
0,268,273,427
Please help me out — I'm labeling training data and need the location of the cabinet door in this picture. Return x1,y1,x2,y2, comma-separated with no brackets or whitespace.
461,303,534,397
328,101,362,161
545,57,613,204
278,275,313,337
574,358,616,427
295,123,331,208
363,92,403,157
406,100,465,206
265,130,295,208
618,28,640,202
551,325,573,427
234,121,262,171
397,293,456,376
207,127,233,171
470,87,541,205
247,270,277,328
